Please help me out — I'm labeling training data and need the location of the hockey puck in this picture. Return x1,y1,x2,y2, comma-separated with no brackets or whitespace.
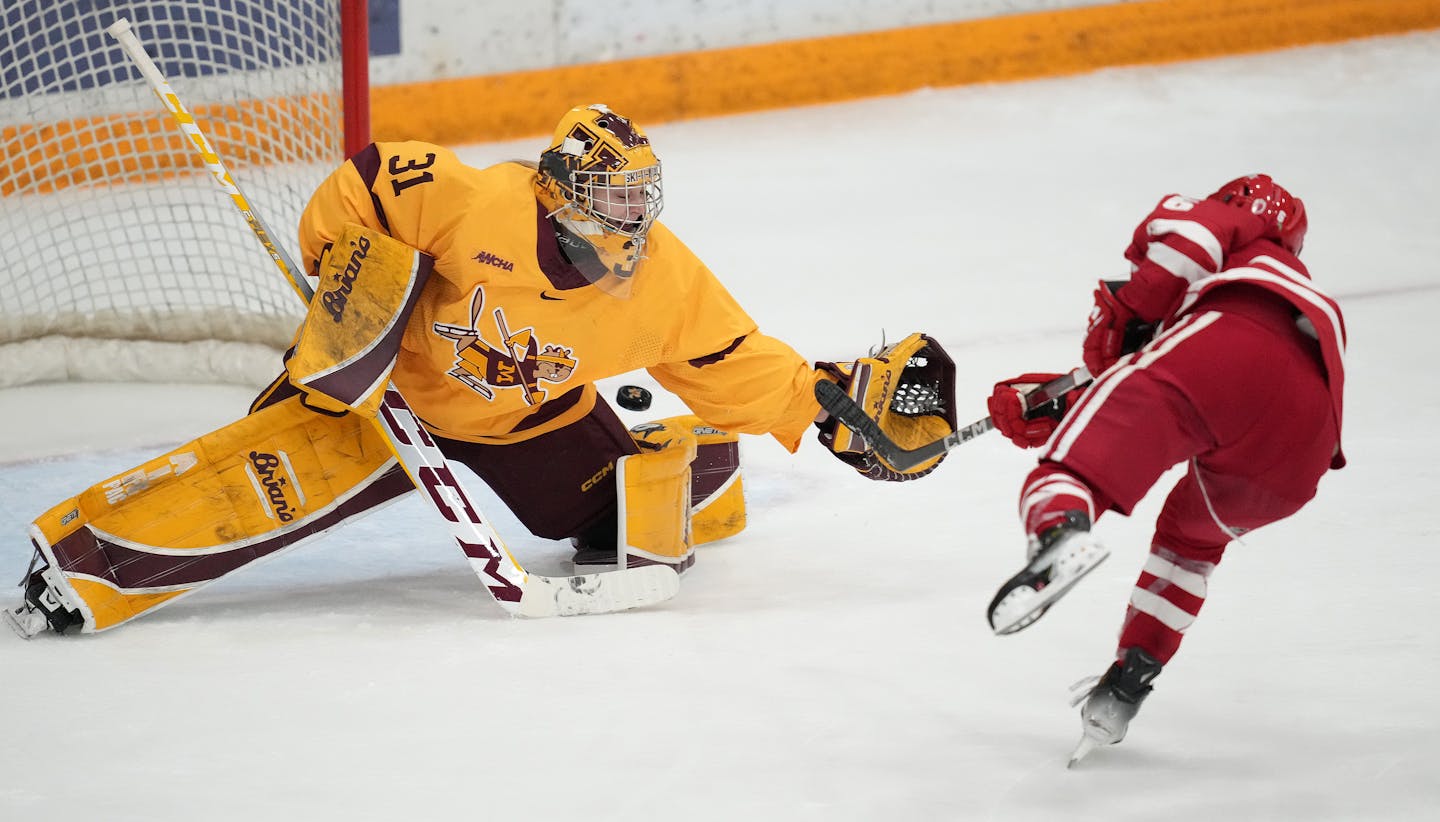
616,385,653,412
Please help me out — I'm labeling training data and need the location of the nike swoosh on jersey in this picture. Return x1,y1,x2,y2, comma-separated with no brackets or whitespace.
540,291,565,301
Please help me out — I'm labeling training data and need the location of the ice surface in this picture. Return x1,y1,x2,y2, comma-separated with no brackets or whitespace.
2,32,1437,822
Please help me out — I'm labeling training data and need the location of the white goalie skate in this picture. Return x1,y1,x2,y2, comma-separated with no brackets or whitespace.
3,602,50,639
4,560,84,639
987,520,1109,635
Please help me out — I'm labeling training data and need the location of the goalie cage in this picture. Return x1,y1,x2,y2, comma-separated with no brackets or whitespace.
0,0,370,388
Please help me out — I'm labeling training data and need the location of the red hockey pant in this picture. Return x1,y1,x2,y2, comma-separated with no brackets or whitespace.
1032,293,1338,665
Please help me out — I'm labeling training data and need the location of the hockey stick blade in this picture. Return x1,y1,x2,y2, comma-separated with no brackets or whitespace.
814,367,1092,472
518,565,679,618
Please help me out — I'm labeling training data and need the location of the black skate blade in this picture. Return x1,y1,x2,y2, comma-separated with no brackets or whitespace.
986,570,1047,634
987,549,1109,635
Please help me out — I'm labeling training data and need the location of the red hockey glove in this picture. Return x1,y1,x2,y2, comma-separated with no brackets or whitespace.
1082,280,1154,376
988,373,1071,449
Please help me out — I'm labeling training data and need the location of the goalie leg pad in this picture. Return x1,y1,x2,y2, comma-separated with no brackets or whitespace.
629,414,746,546
25,395,408,633
602,414,747,573
686,420,745,545
618,420,697,573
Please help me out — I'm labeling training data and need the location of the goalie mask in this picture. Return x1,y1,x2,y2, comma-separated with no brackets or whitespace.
536,104,663,298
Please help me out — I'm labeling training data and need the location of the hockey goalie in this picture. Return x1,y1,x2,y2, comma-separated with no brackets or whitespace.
6,103,957,636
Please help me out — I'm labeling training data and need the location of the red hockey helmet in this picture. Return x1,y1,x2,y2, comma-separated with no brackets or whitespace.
1207,174,1307,256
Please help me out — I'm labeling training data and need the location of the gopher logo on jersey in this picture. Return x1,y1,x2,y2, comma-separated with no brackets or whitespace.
433,286,577,406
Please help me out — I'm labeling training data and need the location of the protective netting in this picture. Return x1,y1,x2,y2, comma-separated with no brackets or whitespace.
0,0,350,387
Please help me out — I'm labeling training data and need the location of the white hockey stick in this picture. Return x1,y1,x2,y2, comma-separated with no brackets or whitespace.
105,18,678,617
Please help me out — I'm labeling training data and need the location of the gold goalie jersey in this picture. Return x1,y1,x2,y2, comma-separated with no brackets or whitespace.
298,142,822,450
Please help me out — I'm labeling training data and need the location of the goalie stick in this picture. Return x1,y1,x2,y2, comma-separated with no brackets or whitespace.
814,367,1092,472
105,19,677,618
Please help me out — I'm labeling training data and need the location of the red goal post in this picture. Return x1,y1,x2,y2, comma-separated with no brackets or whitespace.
0,0,370,388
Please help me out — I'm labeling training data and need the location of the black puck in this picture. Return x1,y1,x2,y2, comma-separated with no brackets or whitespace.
615,385,653,412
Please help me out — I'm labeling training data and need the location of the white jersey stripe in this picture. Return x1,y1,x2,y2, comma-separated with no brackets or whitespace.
1147,218,1224,271
1146,242,1210,283
1250,253,1308,282
1046,311,1221,463
1175,258,1346,358
1129,587,1199,633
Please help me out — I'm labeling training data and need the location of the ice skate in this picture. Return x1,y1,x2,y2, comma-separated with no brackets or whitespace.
570,538,619,570
570,512,621,571
4,564,83,639
1066,647,1163,767
987,512,1109,635
2,601,50,639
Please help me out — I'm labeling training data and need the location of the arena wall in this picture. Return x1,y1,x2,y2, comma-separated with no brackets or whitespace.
368,0,1440,144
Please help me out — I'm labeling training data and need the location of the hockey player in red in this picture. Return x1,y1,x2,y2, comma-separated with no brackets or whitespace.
984,175,1345,764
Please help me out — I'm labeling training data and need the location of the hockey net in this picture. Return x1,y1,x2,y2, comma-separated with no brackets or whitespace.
0,0,368,388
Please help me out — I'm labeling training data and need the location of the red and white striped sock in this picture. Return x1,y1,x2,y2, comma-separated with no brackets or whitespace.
1019,465,1097,542
1116,545,1218,664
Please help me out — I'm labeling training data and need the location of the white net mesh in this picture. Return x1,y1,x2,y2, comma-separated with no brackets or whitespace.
0,0,352,387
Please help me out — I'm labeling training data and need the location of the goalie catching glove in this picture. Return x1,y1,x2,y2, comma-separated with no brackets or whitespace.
816,332,957,481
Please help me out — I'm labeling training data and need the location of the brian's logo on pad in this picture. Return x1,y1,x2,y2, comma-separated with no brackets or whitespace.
246,450,304,523
321,234,370,323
